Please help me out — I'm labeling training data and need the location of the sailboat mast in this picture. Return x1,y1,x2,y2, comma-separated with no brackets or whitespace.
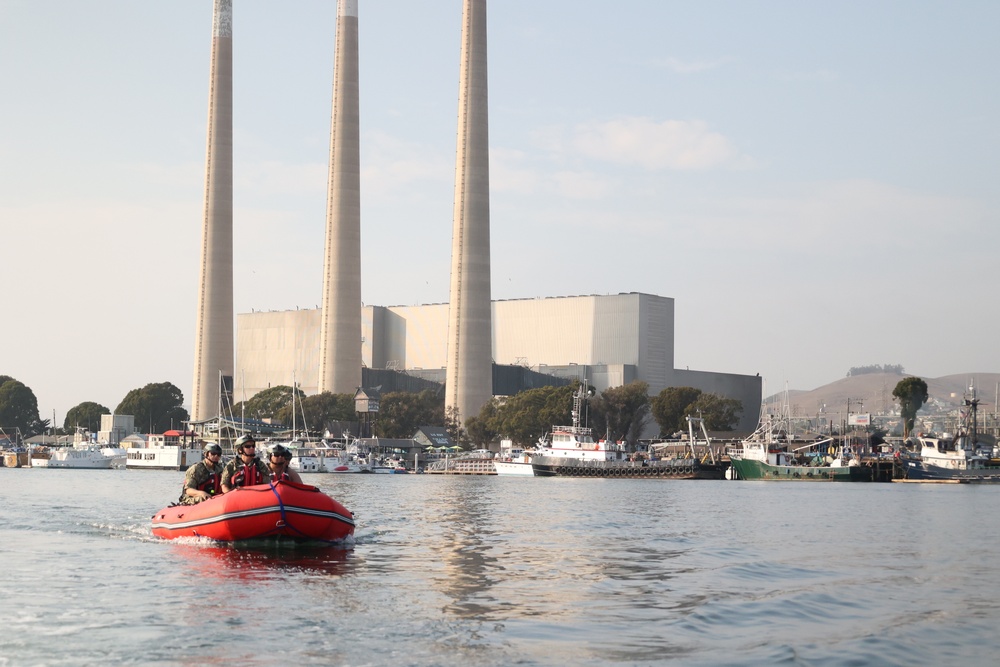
239,369,246,438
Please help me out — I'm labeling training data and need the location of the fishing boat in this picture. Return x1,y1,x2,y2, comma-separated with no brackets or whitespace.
902,390,1000,483
727,407,871,482
150,481,355,542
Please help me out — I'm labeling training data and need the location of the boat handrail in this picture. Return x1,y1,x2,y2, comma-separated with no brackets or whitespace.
552,425,592,436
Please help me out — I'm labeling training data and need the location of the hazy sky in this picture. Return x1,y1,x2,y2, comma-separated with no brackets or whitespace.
2,1,997,426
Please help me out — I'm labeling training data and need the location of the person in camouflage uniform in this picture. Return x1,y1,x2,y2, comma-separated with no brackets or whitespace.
222,435,270,492
266,443,303,484
178,443,224,504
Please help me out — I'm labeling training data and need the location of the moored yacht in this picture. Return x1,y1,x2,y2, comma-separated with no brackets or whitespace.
31,446,115,469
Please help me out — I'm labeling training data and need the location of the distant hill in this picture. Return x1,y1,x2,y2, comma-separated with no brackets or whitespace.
768,373,1000,417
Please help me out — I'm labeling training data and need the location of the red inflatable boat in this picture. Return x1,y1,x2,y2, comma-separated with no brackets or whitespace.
150,481,355,542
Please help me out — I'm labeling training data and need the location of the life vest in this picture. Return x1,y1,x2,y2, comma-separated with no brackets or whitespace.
198,469,222,495
270,469,293,483
232,459,265,487
179,462,221,500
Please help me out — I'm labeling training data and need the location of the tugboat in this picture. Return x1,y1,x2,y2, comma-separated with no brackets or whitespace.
529,383,718,479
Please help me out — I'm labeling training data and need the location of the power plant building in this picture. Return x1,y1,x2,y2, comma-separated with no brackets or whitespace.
235,292,761,432
207,0,761,434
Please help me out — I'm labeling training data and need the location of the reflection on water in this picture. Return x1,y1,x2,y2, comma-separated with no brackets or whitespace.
170,541,353,581
4,470,1000,666
425,479,502,618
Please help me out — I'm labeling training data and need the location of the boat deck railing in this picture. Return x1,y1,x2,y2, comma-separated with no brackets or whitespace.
425,457,496,475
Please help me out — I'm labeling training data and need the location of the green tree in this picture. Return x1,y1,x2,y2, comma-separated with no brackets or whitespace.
589,381,650,447
237,385,302,422
444,405,469,447
0,376,43,436
299,392,356,433
378,390,444,438
650,386,703,435
687,393,743,431
64,401,110,433
484,384,577,448
275,391,354,432
465,398,501,447
116,382,189,433
893,376,929,438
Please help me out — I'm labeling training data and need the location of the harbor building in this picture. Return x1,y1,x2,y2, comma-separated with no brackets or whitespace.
235,292,761,433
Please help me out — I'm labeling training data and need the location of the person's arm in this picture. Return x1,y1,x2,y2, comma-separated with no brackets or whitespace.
185,485,211,502
288,467,303,484
182,465,212,501
221,463,234,493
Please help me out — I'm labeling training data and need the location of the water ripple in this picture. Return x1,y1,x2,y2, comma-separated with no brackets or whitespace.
4,470,1000,665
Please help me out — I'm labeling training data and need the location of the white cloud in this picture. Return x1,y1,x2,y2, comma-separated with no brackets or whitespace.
655,56,734,74
569,117,749,170
360,131,452,196
489,148,615,200
489,147,541,195
775,69,840,82
551,171,612,200
236,160,327,198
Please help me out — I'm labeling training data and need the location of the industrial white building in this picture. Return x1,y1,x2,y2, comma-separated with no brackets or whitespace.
236,292,761,432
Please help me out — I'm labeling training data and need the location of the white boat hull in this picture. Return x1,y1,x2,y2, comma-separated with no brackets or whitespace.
290,455,324,473
31,449,114,469
101,447,127,469
126,446,203,470
326,462,368,473
494,461,535,476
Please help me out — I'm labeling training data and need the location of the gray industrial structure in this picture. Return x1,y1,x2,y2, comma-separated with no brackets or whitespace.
446,0,493,425
318,0,363,396
235,293,762,433
190,0,234,422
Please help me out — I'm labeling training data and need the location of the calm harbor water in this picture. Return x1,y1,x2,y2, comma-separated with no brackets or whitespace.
2,469,999,666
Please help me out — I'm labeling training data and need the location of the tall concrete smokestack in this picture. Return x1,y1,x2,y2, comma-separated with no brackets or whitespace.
446,0,492,426
318,0,362,395
191,0,234,421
